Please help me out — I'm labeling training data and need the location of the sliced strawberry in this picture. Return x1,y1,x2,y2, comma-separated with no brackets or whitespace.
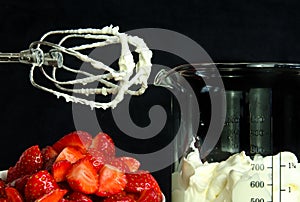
53,131,93,153
35,188,67,202
7,145,43,182
4,187,23,202
8,175,30,194
67,192,93,202
125,170,162,200
52,160,72,182
109,158,130,173
96,164,127,197
89,132,115,157
66,158,98,194
55,146,85,164
137,188,161,202
85,148,107,171
118,157,140,172
24,170,59,201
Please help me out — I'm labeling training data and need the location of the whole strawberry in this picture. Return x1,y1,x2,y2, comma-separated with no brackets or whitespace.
24,170,59,201
7,145,43,182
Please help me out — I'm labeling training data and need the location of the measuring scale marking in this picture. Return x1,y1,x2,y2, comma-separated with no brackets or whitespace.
232,152,300,202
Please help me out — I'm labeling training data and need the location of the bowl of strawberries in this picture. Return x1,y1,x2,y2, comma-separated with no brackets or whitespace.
0,131,165,202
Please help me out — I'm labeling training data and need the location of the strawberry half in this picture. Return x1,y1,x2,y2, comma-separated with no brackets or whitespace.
125,170,162,200
53,131,93,153
85,148,108,171
96,164,127,197
109,158,130,173
35,188,67,202
24,170,59,201
117,157,140,173
66,158,98,194
7,145,43,182
52,160,72,182
55,146,85,164
89,132,115,157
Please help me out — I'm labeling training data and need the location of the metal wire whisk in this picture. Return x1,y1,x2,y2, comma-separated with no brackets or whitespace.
0,25,153,109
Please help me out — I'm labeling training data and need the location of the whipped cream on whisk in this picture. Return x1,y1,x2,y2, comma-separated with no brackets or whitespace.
172,148,300,201
28,25,153,109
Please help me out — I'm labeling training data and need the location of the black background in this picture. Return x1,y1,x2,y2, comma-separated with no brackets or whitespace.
1,0,300,200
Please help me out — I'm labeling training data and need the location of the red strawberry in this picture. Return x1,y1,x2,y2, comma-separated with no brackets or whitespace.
41,146,58,162
41,146,58,170
52,160,72,182
137,188,161,202
66,158,98,194
35,188,67,202
24,170,59,201
117,157,140,173
6,167,18,183
103,192,136,202
96,164,127,197
4,187,23,202
109,158,130,173
125,170,162,200
0,179,6,198
55,147,85,164
59,199,73,202
89,132,115,157
7,145,43,182
53,131,93,153
68,192,93,202
85,148,107,171
8,175,30,194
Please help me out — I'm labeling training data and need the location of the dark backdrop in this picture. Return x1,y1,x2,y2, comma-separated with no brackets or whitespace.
0,0,300,200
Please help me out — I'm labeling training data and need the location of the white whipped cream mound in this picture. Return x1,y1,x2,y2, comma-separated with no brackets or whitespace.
172,150,300,202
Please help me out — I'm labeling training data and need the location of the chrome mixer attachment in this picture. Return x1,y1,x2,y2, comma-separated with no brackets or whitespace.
0,25,153,109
